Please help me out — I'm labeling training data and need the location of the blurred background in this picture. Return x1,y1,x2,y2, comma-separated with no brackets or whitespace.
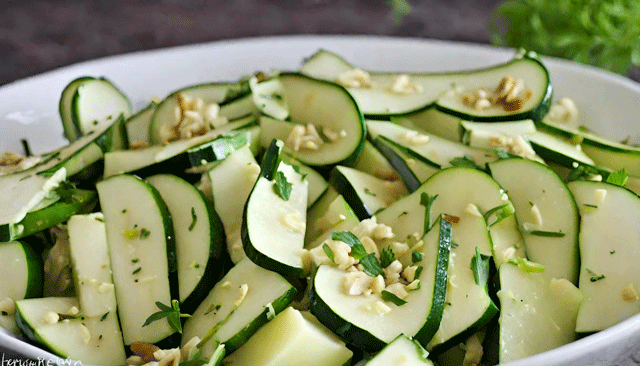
4,0,639,86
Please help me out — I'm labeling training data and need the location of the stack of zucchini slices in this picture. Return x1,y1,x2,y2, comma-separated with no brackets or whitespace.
2,48,639,366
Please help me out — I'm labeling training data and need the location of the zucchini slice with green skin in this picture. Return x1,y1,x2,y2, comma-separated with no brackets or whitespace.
3,186,97,242
281,153,329,208
309,217,452,352
68,213,117,318
259,73,366,170
59,76,94,142
209,144,261,264
0,241,43,300
15,297,127,366
71,77,132,137
126,101,158,145
250,76,289,120
568,180,640,333
300,49,552,121
376,167,525,267
489,158,580,284
146,174,225,313
223,308,353,366
371,136,440,192
365,334,433,365
367,120,498,171
242,140,309,278
329,165,408,220
350,140,400,181
96,174,178,345
527,130,595,168
497,262,583,364
148,81,251,145
304,187,359,250
104,125,253,179
181,258,298,358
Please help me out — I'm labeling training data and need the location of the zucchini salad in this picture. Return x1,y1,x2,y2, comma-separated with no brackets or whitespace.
1,48,640,366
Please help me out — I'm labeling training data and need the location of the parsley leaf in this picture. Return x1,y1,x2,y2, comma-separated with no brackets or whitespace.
529,230,566,237
411,252,423,263
606,168,628,187
420,193,439,234
142,300,190,334
360,254,384,277
188,207,198,231
470,247,492,287
450,155,483,170
381,290,408,306
380,246,395,268
331,231,383,277
273,171,292,200
484,201,515,226
323,244,336,264
508,257,546,273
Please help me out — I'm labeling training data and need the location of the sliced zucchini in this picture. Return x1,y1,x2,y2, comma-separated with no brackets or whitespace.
489,158,580,284
497,262,582,363
300,49,552,121
181,258,297,358
367,120,498,170
527,130,594,168
426,213,497,352
351,140,400,181
304,187,360,250
461,119,537,143
329,165,408,220
104,126,253,179
370,136,440,192
208,144,261,264
0,241,43,300
309,217,452,351
223,308,353,366
71,77,132,137
242,140,309,278
259,73,366,170
149,81,250,145
59,76,94,142
146,174,225,313
365,334,433,365
126,101,158,145
68,213,117,318
96,174,177,345
392,107,462,143
15,297,126,366
281,154,329,208
568,180,640,332
250,76,289,120
376,167,525,267
5,186,97,242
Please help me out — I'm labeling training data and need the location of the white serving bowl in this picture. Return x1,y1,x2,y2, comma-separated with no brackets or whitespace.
1,35,639,366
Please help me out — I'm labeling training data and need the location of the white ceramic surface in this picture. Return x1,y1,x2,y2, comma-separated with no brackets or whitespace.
1,35,639,366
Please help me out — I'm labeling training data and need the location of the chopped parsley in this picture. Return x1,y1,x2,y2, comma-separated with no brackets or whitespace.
470,247,491,287
323,244,336,264
140,228,150,239
100,312,109,321
484,201,515,226
508,257,546,273
411,252,423,263
380,246,395,268
332,231,385,277
364,188,377,196
381,290,407,306
606,168,628,187
586,268,606,282
274,171,292,201
142,300,190,334
203,303,222,316
420,193,439,234
449,155,484,170
188,207,198,231
131,258,140,263
132,267,142,275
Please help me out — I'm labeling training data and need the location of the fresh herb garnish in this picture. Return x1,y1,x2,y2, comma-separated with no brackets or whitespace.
100,312,109,321
411,252,423,263
606,168,628,187
490,0,640,75
274,171,292,201
470,247,492,287
203,303,222,316
529,230,566,237
508,257,546,273
132,267,142,275
484,201,515,226
380,246,395,268
420,193,439,234
140,228,150,239
381,290,408,306
450,155,483,170
142,300,190,334
586,268,606,282
414,265,424,279
360,254,384,277
323,243,336,264
189,207,198,231
331,231,383,276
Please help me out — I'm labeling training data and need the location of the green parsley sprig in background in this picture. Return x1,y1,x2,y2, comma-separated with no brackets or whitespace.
490,0,640,75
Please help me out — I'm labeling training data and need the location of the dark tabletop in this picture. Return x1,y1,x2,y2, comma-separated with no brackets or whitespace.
0,0,503,86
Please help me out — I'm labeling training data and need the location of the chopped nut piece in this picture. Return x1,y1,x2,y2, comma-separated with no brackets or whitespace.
545,97,579,128
388,74,423,94
235,284,249,307
126,355,145,366
281,211,306,233
374,300,392,315
336,68,374,88
385,283,409,300
79,323,91,344
42,311,60,324
402,265,419,283
622,283,639,302
98,282,114,293
461,75,532,113
220,281,232,289
343,271,372,296
465,203,483,217
0,298,15,315
400,130,430,146
130,140,149,150
67,306,79,315
530,204,543,227
322,127,347,142
285,123,324,152
595,189,607,204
